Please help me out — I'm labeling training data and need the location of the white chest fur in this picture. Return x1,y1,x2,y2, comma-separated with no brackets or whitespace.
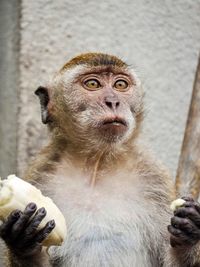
47,168,163,267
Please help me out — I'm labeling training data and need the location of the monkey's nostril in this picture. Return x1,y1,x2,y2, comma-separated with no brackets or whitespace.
105,101,120,110
105,101,113,109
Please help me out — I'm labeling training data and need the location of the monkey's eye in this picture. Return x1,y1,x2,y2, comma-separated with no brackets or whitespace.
114,80,129,91
84,79,101,90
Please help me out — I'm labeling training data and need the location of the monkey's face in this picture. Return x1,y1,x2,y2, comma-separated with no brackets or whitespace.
36,53,144,149
55,65,143,146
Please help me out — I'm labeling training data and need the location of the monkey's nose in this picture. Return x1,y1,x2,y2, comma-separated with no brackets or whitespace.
105,100,120,110
104,96,120,111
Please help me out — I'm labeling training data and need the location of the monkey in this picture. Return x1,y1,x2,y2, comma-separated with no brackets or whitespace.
1,52,200,267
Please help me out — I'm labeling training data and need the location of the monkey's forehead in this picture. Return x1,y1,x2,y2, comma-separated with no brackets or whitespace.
53,64,141,88
61,53,128,71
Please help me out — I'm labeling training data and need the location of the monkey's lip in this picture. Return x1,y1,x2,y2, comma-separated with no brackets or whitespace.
102,118,127,126
98,117,128,138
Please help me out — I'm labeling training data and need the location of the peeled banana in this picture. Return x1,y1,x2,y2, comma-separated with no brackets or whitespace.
0,174,67,247
170,198,186,211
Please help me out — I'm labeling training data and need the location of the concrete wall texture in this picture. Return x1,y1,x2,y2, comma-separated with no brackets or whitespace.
0,0,20,179
1,0,200,178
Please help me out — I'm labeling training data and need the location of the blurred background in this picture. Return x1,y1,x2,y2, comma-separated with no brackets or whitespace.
0,0,200,180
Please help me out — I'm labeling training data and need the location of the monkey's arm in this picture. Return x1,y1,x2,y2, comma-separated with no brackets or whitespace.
165,197,200,267
0,203,54,267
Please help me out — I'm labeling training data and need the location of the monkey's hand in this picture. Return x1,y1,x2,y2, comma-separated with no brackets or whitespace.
0,202,55,258
168,197,200,248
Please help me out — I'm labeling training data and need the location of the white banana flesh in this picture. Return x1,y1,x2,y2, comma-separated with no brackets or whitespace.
0,174,67,247
170,198,186,211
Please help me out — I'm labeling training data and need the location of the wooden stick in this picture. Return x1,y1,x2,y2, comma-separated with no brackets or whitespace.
176,56,200,200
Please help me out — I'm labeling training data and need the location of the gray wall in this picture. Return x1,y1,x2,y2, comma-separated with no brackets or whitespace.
17,0,200,177
0,0,20,179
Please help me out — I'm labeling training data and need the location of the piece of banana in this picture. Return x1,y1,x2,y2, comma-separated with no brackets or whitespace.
170,198,186,211
0,174,67,247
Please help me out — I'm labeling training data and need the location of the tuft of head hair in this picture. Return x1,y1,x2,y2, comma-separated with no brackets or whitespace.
61,52,128,71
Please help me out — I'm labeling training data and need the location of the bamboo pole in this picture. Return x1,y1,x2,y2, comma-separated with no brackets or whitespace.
176,56,200,200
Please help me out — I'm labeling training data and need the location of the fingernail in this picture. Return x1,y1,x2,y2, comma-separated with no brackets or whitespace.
12,210,20,218
49,220,55,227
29,203,37,210
39,207,46,214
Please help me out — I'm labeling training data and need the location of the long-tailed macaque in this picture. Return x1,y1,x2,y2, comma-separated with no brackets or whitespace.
1,53,200,267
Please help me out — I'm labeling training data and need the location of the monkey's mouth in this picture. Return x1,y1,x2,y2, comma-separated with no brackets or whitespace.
102,118,127,127
99,117,128,137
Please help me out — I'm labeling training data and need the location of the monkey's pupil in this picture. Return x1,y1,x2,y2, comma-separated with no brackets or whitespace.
89,82,96,87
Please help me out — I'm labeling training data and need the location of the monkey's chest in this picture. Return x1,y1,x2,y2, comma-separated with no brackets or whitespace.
49,172,163,266
50,195,160,267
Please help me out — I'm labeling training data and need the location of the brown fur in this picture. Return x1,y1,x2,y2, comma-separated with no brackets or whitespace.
61,53,127,71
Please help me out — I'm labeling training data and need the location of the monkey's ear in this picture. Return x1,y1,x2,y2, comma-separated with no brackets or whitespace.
35,86,51,124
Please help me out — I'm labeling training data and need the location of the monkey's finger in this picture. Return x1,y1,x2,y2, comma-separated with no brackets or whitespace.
185,206,200,228
182,201,195,208
24,207,47,238
183,201,200,218
181,199,200,218
181,196,194,202
34,220,55,244
194,202,200,215
168,225,197,247
174,206,200,228
171,216,197,234
11,203,37,239
168,225,182,237
168,223,200,247
174,206,197,218
0,210,21,238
